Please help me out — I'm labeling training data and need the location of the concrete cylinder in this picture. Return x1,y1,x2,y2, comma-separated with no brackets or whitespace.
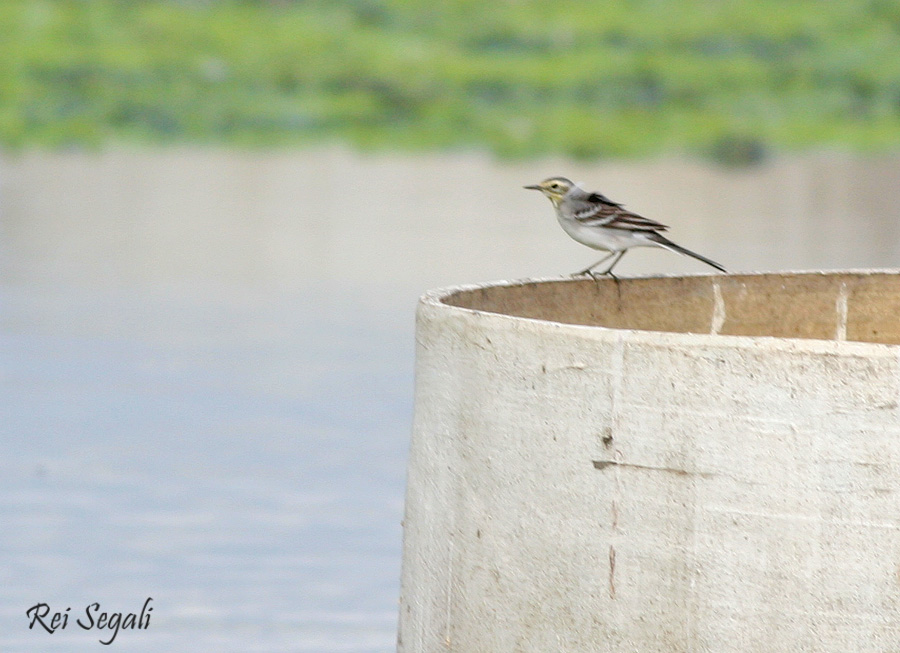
399,271,900,652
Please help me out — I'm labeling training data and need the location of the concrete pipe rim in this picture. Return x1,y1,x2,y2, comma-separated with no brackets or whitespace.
421,268,900,356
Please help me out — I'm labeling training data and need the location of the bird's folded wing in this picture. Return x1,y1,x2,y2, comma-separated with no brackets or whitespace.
574,202,670,232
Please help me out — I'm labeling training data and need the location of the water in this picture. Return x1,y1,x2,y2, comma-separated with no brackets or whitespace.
1,282,411,651
2,149,899,651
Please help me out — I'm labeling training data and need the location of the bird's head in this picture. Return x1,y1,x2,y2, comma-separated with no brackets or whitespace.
523,176,575,207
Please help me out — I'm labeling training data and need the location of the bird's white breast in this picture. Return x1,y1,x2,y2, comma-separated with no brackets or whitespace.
556,213,648,252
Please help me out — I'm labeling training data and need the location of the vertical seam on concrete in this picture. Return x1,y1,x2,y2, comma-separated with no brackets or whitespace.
609,334,626,620
609,333,626,452
608,544,616,600
710,281,726,335
836,282,848,341
444,532,454,648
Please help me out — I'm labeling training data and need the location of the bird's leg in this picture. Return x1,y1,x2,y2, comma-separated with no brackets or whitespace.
598,251,627,277
583,268,606,296
573,252,615,277
598,251,627,299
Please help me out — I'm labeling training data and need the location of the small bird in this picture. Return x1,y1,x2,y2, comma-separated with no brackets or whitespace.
525,176,726,279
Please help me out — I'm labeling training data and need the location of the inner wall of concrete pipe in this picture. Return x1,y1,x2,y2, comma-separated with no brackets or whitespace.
442,271,900,344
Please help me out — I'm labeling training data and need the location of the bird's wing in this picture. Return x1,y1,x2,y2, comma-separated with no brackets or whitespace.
586,192,623,207
573,195,669,232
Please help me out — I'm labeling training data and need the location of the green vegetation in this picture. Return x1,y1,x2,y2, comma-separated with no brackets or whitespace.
2,0,900,160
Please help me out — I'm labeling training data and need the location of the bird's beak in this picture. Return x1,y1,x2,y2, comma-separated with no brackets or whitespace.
523,184,541,190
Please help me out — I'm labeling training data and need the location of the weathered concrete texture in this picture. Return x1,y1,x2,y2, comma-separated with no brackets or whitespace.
399,271,900,652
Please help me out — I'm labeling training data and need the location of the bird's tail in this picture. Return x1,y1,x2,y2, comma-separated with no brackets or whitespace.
648,233,727,273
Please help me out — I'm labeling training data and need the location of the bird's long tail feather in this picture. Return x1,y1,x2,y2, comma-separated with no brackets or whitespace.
648,233,727,273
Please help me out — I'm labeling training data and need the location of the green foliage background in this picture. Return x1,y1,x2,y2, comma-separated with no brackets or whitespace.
2,0,900,159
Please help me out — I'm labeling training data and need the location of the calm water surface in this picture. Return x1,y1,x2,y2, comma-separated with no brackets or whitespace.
1,281,412,652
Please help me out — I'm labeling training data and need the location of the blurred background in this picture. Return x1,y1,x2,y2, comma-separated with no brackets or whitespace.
2,1,899,651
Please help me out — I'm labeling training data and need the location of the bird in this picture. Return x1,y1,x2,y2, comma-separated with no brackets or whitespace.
524,176,726,279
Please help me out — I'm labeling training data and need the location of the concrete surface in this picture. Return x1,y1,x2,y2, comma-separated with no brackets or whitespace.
399,271,900,652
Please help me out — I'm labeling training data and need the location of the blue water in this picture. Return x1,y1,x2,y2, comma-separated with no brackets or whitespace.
0,282,413,651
